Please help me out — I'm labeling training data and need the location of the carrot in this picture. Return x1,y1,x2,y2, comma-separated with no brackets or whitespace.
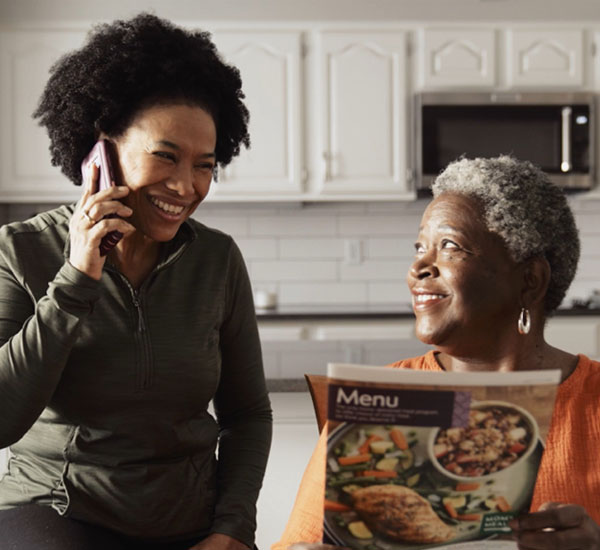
444,501,458,519
455,482,481,491
359,434,383,454
433,443,449,458
324,499,352,512
509,442,527,454
358,470,398,478
389,428,408,450
457,513,482,521
495,496,511,512
444,461,459,472
338,454,372,466
456,453,480,464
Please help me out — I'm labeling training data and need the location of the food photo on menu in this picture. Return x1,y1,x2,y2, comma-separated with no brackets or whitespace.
322,363,561,550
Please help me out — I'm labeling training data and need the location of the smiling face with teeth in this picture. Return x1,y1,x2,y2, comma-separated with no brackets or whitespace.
406,193,523,357
111,102,217,244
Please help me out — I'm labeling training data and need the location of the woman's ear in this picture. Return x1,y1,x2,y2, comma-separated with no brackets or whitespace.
521,256,551,309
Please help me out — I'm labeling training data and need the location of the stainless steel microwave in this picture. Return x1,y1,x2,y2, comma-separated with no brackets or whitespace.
415,92,595,190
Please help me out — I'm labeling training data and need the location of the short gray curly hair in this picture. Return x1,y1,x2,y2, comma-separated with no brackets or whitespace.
432,155,579,316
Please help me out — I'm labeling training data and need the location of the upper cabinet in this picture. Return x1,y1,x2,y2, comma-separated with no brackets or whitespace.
0,30,86,203
418,28,497,88
417,27,589,91
313,31,410,198
209,30,304,199
0,24,598,203
507,29,585,88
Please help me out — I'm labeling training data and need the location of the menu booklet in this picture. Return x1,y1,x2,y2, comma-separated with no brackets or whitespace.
323,363,561,550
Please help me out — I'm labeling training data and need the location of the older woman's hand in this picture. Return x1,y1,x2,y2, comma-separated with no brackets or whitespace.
69,162,133,280
510,502,600,549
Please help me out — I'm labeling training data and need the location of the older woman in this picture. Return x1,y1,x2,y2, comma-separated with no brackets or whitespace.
274,156,600,550
0,14,271,550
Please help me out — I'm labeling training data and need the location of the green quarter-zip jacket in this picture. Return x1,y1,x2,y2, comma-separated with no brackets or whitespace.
0,204,272,546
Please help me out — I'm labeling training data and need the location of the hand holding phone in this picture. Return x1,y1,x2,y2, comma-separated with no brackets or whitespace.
80,140,124,255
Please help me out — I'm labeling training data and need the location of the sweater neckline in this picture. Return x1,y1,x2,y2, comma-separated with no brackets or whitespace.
424,349,587,389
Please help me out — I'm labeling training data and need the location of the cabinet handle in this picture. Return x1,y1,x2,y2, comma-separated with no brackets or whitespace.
322,151,331,181
561,106,572,173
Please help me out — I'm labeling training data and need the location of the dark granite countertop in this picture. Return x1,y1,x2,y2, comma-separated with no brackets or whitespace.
256,303,600,320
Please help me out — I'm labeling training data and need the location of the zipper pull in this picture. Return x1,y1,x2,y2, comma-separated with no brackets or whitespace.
132,293,146,332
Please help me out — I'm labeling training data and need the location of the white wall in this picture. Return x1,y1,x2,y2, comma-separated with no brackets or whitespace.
3,195,600,308
1,0,599,24
201,196,600,308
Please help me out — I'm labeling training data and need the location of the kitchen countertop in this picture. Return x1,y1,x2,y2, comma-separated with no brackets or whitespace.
261,304,600,392
256,303,600,320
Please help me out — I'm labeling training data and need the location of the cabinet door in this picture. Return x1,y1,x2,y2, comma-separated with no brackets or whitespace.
419,28,496,88
507,29,585,88
255,393,318,549
0,448,8,477
316,31,409,197
209,31,303,198
0,30,86,203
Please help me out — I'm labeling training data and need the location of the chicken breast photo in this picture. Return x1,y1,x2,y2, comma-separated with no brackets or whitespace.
352,484,455,544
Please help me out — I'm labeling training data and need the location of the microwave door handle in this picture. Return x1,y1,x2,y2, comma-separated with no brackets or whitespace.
561,106,572,172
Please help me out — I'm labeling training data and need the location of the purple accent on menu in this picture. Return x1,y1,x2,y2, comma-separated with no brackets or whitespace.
451,391,471,427
328,384,471,428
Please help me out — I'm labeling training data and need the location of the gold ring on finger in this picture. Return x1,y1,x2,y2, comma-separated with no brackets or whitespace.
82,210,97,225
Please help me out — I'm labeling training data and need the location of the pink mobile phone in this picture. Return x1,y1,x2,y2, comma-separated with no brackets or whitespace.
80,140,123,256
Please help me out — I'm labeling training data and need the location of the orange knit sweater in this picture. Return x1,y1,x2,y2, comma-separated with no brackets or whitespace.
272,351,600,550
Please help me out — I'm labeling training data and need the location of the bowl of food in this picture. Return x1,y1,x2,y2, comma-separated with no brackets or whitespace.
428,400,539,482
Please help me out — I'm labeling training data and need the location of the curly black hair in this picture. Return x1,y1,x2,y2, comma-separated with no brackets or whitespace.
33,13,250,185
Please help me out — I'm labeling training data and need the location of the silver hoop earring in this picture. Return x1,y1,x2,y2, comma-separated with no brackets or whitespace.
518,308,531,335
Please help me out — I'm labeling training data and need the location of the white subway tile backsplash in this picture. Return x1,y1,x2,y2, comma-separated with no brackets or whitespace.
366,200,428,215
564,280,599,304
236,238,278,260
279,238,344,259
576,257,600,279
250,215,336,236
580,235,600,257
251,260,337,282
279,282,368,305
368,237,416,259
573,212,600,234
338,214,423,236
2,195,599,310
368,281,412,305
194,214,250,237
340,260,410,281
570,197,600,213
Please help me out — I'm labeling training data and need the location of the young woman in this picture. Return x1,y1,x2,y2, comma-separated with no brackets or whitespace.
0,14,271,550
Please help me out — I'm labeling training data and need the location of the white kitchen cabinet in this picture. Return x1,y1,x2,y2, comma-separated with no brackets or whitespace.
313,31,411,198
418,28,497,89
255,392,318,549
0,30,86,203
258,318,432,378
209,30,304,199
0,448,8,477
595,31,600,91
545,315,600,360
506,29,585,88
